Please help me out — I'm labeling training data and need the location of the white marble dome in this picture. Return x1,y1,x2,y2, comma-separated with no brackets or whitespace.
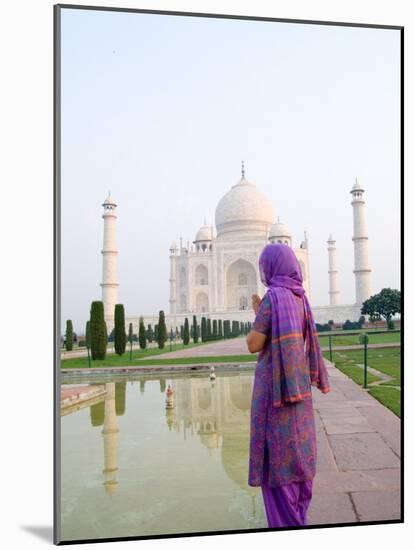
194,224,213,242
215,176,274,237
269,218,291,238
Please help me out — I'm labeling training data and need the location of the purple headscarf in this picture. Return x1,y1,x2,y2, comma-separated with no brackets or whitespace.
258,243,330,407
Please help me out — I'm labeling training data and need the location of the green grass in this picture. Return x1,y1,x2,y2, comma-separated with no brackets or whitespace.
367,385,401,417
323,347,401,416
318,331,400,347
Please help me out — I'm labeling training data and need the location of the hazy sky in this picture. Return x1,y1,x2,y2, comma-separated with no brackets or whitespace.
61,8,401,332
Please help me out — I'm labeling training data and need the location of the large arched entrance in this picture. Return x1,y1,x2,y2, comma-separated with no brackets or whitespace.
225,259,257,311
195,292,209,313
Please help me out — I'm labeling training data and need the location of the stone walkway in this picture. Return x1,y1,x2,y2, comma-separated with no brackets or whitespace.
308,359,401,524
131,336,399,360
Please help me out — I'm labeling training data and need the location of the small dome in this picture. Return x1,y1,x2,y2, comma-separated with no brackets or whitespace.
352,178,364,192
103,194,117,207
194,224,213,243
269,218,291,238
215,175,274,237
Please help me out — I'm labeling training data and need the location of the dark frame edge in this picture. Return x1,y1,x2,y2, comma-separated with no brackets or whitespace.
55,3,403,31
53,3,62,546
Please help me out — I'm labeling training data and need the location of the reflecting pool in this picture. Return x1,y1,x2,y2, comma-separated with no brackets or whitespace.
60,370,266,541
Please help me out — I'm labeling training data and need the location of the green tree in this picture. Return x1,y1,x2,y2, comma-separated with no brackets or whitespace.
183,317,190,345
213,319,218,337
192,315,199,343
207,318,212,337
85,320,91,368
146,324,153,343
114,304,126,356
139,317,147,350
157,310,167,349
218,319,223,339
128,322,133,360
201,317,207,342
65,320,73,351
90,301,107,360
361,288,401,329
154,324,159,342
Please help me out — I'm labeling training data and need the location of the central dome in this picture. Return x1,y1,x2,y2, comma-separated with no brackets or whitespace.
215,175,274,238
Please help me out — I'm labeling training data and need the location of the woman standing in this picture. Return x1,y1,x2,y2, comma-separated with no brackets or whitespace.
246,243,331,528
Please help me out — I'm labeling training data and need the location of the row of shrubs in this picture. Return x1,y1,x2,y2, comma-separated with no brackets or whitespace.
64,302,253,359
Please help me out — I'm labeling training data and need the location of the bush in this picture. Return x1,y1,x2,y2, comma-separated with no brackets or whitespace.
201,317,207,342
316,323,332,332
192,315,199,344
387,319,395,330
183,318,190,345
157,311,167,349
139,318,147,350
90,301,107,360
342,319,362,330
114,304,126,356
77,340,86,347
65,320,73,351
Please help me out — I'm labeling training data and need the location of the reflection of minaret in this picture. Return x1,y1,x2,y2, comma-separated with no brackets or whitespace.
102,383,119,495
327,234,340,305
101,193,119,325
351,178,372,304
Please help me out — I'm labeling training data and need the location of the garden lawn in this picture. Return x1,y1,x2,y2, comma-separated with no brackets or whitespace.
324,347,401,417
318,331,400,347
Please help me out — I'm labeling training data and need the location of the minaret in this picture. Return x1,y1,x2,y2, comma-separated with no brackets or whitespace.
101,193,119,324
169,241,178,314
327,234,340,305
102,382,119,495
351,178,372,304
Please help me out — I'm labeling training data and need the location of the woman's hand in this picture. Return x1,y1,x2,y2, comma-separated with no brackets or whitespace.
252,294,262,314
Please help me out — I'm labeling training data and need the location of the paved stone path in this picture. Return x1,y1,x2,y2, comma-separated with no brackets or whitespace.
308,360,400,524
131,337,399,360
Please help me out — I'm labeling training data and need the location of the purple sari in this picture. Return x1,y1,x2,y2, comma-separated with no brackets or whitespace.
248,243,331,528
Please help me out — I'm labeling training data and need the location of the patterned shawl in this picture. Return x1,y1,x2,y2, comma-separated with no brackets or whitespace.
258,243,331,407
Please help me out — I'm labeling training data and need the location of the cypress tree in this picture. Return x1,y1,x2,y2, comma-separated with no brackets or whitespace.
154,324,159,342
157,310,167,349
85,320,91,368
192,315,199,343
207,318,212,337
213,319,218,337
128,322,133,360
139,317,147,350
114,304,126,356
180,325,183,340
147,324,153,343
85,321,91,349
183,317,190,345
201,317,207,342
65,320,73,351
90,301,107,360
218,319,223,339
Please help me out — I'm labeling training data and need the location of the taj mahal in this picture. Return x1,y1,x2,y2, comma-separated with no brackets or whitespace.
100,163,371,332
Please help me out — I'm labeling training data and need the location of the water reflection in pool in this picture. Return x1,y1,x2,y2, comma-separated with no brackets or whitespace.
60,371,266,541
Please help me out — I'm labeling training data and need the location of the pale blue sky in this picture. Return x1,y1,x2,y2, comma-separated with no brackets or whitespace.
61,8,400,332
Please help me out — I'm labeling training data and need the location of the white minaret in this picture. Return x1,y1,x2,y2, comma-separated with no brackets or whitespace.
169,241,178,314
101,194,119,324
327,234,340,305
351,178,372,304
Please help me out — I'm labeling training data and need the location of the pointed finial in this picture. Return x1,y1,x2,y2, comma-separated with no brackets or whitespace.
241,160,245,179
